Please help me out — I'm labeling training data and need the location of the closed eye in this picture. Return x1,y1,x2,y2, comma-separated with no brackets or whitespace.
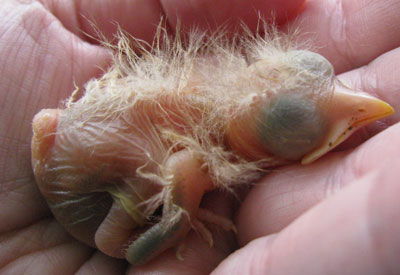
256,93,327,160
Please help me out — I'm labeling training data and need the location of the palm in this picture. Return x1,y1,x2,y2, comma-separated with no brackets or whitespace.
0,2,124,274
1,0,399,274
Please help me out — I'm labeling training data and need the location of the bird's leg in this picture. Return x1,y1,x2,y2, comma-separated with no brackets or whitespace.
189,208,237,248
196,208,237,233
125,149,215,265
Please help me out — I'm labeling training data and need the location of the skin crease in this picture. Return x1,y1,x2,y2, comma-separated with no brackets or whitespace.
1,0,400,274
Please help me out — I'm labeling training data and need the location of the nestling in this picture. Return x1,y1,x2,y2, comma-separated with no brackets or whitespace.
31,27,394,265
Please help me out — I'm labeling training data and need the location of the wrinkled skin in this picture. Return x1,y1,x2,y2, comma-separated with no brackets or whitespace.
1,0,400,274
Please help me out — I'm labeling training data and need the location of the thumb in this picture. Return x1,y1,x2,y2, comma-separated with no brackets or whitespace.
212,152,400,274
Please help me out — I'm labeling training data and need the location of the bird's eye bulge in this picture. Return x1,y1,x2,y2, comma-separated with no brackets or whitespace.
256,93,328,160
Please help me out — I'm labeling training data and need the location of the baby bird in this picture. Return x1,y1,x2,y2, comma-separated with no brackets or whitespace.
31,28,393,265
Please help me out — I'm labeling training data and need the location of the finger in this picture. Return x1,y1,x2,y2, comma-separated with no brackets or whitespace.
75,251,127,275
162,0,306,31
0,219,93,273
41,0,305,43
127,191,237,274
213,156,400,274
1,242,93,274
40,0,164,43
236,121,400,245
290,0,400,73
0,219,71,267
0,2,109,232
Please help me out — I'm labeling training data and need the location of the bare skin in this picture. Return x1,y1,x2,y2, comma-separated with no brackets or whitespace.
1,0,400,274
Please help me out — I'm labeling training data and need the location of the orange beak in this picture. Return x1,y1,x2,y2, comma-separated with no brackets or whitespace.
302,81,394,164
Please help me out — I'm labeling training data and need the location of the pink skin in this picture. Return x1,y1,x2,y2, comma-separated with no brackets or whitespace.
1,0,400,274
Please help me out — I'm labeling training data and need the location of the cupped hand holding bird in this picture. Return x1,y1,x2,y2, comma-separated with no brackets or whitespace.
1,0,400,274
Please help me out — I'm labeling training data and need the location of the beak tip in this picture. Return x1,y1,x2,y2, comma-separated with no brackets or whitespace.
301,154,319,165
386,104,395,116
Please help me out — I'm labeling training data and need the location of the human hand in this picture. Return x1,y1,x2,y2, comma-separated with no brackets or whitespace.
1,1,399,275
0,0,303,273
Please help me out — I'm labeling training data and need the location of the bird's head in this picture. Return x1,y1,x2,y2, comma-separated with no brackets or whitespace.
227,50,394,164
